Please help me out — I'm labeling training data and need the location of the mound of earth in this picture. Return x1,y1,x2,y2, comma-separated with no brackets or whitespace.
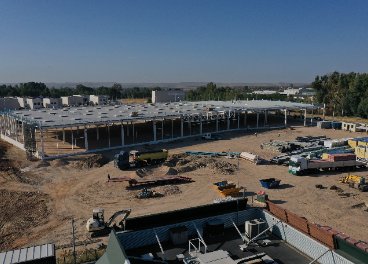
134,168,149,178
0,190,49,251
174,156,237,175
33,160,50,168
73,154,109,170
50,159,70,167
159,166,178,176
156,185,181,196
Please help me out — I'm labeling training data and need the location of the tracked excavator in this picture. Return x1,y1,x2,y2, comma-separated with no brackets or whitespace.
86,209,131,237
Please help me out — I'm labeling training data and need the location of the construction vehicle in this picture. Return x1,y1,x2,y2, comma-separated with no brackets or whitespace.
240,151,262,164
289,156,366,176
86,209,131,237
108,174,195,187
114,149,168,170
135,188,158,199
339,174,368,192
202,133,222,140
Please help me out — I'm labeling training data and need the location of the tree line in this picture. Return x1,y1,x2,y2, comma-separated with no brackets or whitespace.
185,82,292,102
311,71,368,118
0,82,162,100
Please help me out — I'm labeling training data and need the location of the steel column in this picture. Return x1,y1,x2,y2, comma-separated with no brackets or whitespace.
121,121,125,146
84,126,88,151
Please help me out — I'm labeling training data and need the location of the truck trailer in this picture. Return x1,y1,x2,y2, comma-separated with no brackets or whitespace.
289,156,366,175
114,149,168,170
240,151,262,164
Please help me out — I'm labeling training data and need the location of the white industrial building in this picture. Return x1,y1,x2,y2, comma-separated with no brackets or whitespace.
152,89,186,103
0,100,321,160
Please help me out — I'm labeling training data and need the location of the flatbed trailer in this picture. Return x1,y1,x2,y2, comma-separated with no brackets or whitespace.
289,156,366,175
108,175,195,187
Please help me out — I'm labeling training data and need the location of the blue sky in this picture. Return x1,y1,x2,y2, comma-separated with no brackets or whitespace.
1,0,367,84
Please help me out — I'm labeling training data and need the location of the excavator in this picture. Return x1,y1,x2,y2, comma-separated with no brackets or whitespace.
339,174,368,192
86,209,131,237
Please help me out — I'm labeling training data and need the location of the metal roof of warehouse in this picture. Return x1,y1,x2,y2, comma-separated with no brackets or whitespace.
8,100,316,128
0,243,54,264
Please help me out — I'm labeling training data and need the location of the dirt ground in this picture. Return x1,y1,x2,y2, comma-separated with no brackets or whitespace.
1,124,368,253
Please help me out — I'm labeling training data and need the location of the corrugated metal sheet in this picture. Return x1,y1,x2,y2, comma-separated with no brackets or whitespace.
259,211,355,264
0,244,54,264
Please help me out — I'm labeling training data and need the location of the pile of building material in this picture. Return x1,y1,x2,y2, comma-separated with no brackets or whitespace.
213,197,236,203
295,135,327,143
324,138,351,148
260,142,291,153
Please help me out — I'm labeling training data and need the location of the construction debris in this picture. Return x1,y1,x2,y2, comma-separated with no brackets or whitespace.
156,185,182,196
175,156,237,175
213,197,236,203
73,154,109,170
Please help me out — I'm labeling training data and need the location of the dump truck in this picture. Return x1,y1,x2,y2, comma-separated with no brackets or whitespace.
240,151,262,164
289,156,366,175
202,133,222,140
114,149,168,170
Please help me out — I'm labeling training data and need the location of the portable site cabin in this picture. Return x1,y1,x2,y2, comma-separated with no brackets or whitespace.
342,121,365,132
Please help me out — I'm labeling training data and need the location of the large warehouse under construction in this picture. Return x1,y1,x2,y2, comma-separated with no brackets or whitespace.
0,100,320,160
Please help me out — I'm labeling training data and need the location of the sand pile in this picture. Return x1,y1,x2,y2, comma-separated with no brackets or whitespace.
33,160,50,168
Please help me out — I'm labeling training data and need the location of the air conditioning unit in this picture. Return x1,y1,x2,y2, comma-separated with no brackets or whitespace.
245,219,266,239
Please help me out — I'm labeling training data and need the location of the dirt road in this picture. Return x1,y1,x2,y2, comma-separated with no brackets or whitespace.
1,125,368,252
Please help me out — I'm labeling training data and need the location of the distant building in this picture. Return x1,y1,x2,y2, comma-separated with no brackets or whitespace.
89,95,108,105
0,97,20,111
252,90,278,95
61,96,84,106
152,89,185,103
43,98,62,108
26,98,42,109
280,87,315,96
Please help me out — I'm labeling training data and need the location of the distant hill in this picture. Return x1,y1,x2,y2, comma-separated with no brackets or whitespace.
1,82,310,89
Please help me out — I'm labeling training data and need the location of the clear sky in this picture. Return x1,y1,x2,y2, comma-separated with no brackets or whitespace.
1,0,367,84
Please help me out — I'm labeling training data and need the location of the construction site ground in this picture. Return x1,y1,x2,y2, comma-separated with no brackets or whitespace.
1,124,368,255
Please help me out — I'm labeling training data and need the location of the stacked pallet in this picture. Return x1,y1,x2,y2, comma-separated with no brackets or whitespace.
324,138,351,148
327,153,356,161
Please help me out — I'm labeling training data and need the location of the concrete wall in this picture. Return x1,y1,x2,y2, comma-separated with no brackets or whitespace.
152,90,185,103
